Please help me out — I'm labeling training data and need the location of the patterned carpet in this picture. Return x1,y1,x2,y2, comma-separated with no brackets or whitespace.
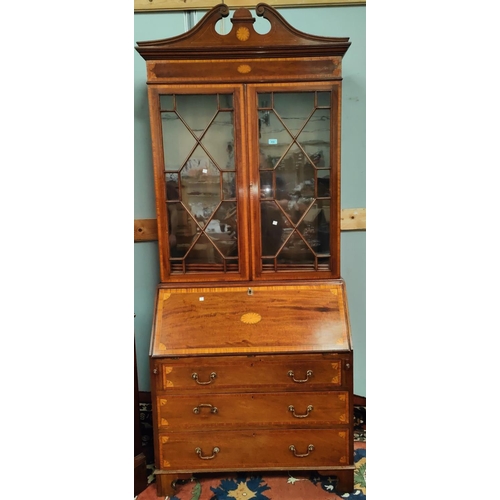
136,404,366,499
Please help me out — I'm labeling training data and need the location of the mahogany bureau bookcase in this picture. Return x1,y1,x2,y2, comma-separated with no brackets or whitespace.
136,4,353,497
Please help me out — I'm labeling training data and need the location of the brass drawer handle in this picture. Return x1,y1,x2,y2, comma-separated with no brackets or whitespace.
288,404,313,418
195,446,220,460
193,403,218,414
289,444,314,458
288,370,313,383
192,372,217,385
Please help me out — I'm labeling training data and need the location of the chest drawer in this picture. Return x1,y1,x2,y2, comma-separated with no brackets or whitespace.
156,391,349,431
158,428,351,471
153,354,350,393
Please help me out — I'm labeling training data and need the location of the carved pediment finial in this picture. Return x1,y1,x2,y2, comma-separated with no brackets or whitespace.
136,3,350,60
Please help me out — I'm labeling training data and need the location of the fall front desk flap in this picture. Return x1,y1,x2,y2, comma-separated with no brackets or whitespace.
151,282,351,357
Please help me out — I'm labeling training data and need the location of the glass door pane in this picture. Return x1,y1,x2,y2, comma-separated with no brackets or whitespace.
257,90,333,272
160,93,239,274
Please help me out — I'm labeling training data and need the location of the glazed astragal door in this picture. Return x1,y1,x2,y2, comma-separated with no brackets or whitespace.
147,83,341,282
248,83,342,280
148,85,250,282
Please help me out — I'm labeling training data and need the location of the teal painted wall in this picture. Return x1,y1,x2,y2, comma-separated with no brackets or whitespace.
134,5,366,396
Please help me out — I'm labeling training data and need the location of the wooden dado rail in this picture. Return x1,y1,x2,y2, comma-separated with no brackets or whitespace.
134,207,365,242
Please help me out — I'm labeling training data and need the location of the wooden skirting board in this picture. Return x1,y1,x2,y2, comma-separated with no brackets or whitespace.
134,208,365,242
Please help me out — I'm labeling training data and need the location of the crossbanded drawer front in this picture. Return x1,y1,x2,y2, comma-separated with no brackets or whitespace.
156,355,347,392
156,391,349,430
158,429,351,470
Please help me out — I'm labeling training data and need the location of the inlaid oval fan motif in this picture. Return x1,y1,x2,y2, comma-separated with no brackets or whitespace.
240,312,262,324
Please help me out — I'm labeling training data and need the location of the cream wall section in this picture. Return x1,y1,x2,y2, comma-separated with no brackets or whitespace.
134,6,366,396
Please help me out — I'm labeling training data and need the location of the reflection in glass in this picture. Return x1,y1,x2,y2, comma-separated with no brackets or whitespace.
209,203,238,257
161,111,196,171
260,200,286,257
260,171,274,199
159,93,239,273
218,94,233,110
167,202,196,259
258,110,292,162
180,146,221,229
297,109,330,169
317,92,330,107
159,94,174,110
222,172,236,200
274,92,314,137
176,94,217,137
277,230,315,265
184,233,218,264
202,110,235,169
257,90,332,271
297,199,330,254
258,93,272,108
165,174,180,200
317,170,330,197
